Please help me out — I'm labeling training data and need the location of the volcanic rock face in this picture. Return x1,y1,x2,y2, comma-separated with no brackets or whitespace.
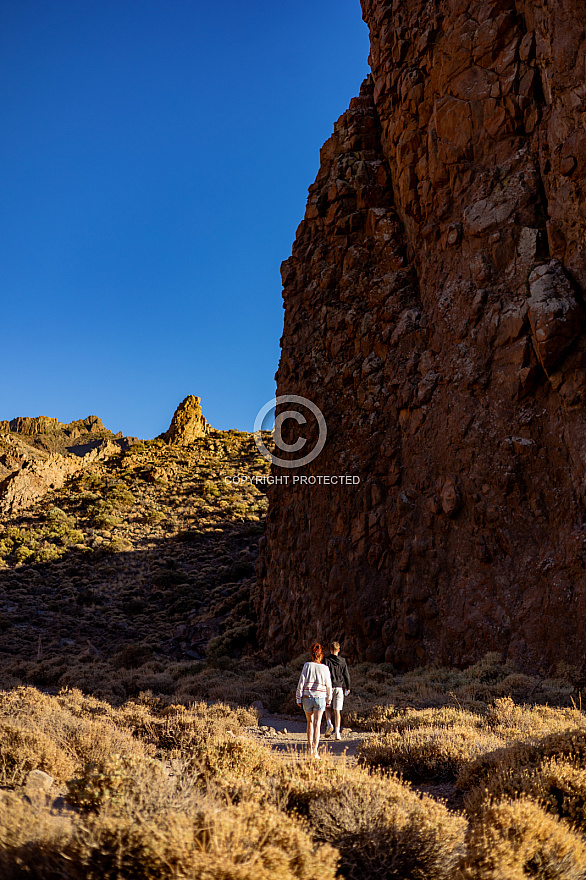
0,415,136,515
0,414,125,458
0,415,106,437
163,396,211,446
0,441,121,517
257,0,586,671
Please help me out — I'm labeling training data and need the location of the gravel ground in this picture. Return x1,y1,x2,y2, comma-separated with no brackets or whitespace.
246,712,371,759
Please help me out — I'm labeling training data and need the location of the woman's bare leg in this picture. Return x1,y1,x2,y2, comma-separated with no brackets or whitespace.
313,709,324,754
304,710,313,751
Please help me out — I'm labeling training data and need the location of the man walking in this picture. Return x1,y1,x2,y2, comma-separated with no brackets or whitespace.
323,641,350,741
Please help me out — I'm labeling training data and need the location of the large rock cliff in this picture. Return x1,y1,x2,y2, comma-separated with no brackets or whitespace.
257,0,586,671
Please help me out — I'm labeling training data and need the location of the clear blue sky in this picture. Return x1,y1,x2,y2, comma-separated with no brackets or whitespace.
0,0,369,437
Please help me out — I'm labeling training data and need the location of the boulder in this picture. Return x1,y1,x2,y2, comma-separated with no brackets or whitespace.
24,769,54,797
527,261,582,372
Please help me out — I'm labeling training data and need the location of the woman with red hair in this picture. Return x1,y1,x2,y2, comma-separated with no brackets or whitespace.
296,642,333,759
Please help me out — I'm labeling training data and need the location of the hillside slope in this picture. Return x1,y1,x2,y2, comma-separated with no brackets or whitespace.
0,404,270,700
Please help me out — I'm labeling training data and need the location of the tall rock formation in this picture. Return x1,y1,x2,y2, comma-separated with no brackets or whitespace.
163,396,211,446
257,0,586,672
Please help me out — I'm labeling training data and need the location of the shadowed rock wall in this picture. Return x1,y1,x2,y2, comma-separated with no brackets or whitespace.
257,0,586,671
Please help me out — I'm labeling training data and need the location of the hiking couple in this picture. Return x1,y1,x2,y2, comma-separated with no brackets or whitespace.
295,641,351,759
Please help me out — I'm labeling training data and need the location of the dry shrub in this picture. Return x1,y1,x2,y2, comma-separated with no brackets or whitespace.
0,687,145,784
68,800,338,880
531,759,586,829
68,716,145,766
0,791,71,879
0,685,258,795
465,757,586,829
54,686,121,721
356,698,586,788
174,664,298,713
66,753,168,813
2,675,586,880
272,755,465,880
4,652,577,717
346,654,576,723
358,721,502,782
484,697,584,741
350,704,485,734
461,797,586,880
200,736,279,782
390,706,484,733
458,725,586,794
113,699,257,755
0,719,76,785
346,703,400,730
116,701,215,752
0,789,336,880
310,782,464,880
56,665,128,704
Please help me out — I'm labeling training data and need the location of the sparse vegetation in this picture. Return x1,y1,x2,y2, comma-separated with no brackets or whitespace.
0,680,585,878
2,427,586,876
0,430,270,691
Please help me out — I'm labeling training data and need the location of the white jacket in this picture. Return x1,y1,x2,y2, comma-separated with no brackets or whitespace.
296,661,333,706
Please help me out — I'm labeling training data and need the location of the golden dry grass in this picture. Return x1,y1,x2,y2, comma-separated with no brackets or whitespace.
274,757,466,880
0,790,339,880
461,797,586,880
357,697,586,784
0,684,467,879
0,666,585,878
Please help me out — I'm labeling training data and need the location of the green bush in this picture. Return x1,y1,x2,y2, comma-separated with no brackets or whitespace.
46,507,75,529
206,624,256,660
87,499,123,529
112,644,154,670
107,486,135,509
36,545,64,563
14,546,35,564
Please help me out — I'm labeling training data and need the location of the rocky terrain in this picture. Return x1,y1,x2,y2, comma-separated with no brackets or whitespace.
0,398,270,701
0,402,585,880
258,0,586,672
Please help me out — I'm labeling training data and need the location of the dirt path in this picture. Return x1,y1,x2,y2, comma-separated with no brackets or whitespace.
244,714,464,809
246,713,371,759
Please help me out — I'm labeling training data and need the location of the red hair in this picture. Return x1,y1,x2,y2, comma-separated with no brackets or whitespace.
311,642,324,662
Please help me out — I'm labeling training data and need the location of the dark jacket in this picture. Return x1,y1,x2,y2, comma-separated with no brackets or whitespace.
324,654,350,689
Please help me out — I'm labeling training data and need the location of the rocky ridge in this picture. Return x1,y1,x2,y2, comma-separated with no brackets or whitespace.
0,414,140,516
257,0,586,672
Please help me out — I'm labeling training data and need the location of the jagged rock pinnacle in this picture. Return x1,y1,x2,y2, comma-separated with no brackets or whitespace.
163,396,211,446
